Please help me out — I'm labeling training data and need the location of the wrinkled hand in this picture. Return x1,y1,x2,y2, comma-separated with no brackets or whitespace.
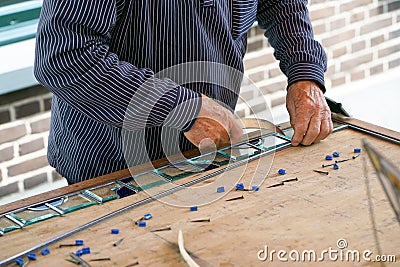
184,94,243,149
286,81,333,146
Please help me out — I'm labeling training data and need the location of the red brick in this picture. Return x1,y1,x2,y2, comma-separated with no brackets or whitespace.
249,102,269,115
0,145,14,162
322,29,355,47
388,1,400,12
310,6,335,21
247,39,264,53
15,101,41,119
326,64,336,76
378,44,400,58
389,58,400,69
351,70,365,81
389,29,400,40
19,138,45,156
313,22,326,36
370,64,383,75
23,173,48,190
43,97,52,111
260,81,286,95
243,52,275,70
369,5,384,17
331,75,346,87
340,53,373,72
248,70,266,83
0,182,18,197
31,117,50,134
340,0,373,12
360,18,393,35
330,18,346,31
350,11,365,23
0,110,11,125
351,40,366,53
52,170,64,181
268,67,282,79
7,155,49,177
332,46,347,58
0,123,26,144
271,94,286,107
370,35,385,46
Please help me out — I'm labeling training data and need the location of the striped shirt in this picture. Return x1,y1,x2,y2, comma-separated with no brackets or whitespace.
34,0,327,183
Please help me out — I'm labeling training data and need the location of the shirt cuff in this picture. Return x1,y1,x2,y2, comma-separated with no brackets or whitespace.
286,62,326,93
159,85,202,132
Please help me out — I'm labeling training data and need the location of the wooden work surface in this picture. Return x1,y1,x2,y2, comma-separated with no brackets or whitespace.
1,121,400,266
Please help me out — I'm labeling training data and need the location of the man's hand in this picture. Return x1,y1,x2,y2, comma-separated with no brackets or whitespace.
286,81,333,146
184,94,243,149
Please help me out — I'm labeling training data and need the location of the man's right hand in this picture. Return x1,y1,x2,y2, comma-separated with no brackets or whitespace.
184,94,243,149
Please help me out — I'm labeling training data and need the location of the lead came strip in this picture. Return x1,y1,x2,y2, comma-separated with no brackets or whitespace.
4,214,24,228
44,203,65,216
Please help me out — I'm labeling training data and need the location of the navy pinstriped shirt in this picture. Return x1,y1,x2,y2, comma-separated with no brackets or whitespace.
34,0,327,183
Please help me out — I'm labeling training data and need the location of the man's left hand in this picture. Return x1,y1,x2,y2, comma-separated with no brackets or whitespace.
286,81,333,146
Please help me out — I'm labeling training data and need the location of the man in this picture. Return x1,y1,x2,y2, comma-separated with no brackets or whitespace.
34,0,332,184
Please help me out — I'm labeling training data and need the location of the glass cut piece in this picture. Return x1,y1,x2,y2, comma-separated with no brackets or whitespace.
190,152,231,166
133,172,170,191
219,144,262,161
56,195,96,213
27,198,64,211
13,209,57,226
156,162,202,180
88,183,118,202
0,216,20,233
260,135,290,151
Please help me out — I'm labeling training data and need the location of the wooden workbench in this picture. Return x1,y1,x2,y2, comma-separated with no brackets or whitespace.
1,119,399,266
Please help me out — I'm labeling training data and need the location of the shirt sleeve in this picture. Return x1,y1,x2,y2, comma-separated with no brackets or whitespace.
34,0,201,131
256,0,328,92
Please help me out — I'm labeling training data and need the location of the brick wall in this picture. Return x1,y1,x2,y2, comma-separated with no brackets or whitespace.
1,0,400,200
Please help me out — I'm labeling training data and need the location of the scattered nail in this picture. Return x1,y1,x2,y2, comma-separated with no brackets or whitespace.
150,226,172,232
335,158,350,163
322,163,335,168
267,182,284,188
124,261,140,267
190,218,211,223
90,258,111,261
313,170,329,175
282,177,298,183
352,154,360,159
113,238,125,247
225,195,244,202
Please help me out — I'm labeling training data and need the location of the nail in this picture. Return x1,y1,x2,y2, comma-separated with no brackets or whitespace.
313,170,329,175
352,154,360,159
267,182,284,188
322,163,335,168
90,257,111,261
282,177,298,183
225,195,244,201
150,226,172,232
113,238,124,247
190,218,211,222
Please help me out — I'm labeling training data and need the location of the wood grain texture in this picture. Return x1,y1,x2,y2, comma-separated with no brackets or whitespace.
1,125,400,266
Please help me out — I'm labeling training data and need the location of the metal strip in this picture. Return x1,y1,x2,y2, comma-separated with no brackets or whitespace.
4,214,24,228
44,203,65,216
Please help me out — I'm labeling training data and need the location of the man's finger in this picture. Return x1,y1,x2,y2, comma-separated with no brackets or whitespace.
314,117,332,143
301,115,321,145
